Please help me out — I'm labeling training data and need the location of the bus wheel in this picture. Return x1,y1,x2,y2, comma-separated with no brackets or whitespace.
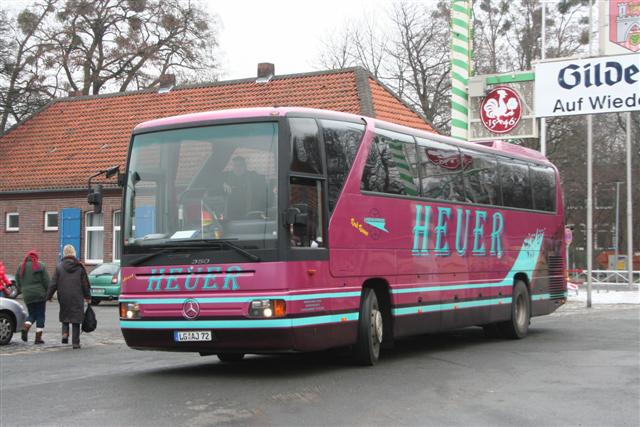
498,281,530,339
354,288,383,366
217,353,245,362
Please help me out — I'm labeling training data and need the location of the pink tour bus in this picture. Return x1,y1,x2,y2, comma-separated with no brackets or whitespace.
113,107,567,365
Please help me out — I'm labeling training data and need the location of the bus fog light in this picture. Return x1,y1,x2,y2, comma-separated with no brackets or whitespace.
249,299,286,318
120,302,140,319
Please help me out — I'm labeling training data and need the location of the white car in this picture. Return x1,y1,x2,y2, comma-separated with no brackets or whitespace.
0,297,27,345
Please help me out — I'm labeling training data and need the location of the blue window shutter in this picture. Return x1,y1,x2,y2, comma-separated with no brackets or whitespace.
135,206,156,238
59,208,81,260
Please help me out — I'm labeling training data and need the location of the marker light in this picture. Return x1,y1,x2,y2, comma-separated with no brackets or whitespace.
249,299,286,318
120,302,140,319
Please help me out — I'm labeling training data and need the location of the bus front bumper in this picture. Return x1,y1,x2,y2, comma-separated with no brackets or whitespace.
120,320,357,354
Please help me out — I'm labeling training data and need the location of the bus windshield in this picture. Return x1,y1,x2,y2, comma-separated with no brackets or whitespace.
123,122,279,250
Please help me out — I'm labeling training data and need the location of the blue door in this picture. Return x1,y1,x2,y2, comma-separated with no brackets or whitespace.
59,208,81,259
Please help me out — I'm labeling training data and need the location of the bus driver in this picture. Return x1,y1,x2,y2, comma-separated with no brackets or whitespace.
221,156,265,220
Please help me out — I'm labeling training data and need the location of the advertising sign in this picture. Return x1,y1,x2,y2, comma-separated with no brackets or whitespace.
480,86,523,134
535,54,640,117
600,0,640,55
468,71,537,141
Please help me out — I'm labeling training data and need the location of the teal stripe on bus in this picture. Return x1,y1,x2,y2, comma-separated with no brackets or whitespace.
120,312,359,329
119,291,362,305
392,282,512,294
392,297,511,316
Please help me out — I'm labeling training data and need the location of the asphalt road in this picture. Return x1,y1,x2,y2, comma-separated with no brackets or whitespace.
1,301,638,426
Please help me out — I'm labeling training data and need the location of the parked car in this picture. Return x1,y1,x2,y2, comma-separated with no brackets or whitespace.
0,297,27,345
88,262,121,305
3,274,19,299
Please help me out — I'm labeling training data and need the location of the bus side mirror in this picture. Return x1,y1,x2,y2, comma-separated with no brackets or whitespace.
283,207,308,226
88,184,103,214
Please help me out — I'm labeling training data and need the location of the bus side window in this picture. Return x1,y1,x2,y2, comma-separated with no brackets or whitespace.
321,120,365,211
288,177,325,248
531,166,556,212
416,137,465,202
460,149,499,205
289,118,322,175
361,129,419,196
500,159,533,210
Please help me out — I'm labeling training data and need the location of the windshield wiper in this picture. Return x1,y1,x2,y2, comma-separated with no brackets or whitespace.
128,248,174,266
194,239,261,262
128,239,260,266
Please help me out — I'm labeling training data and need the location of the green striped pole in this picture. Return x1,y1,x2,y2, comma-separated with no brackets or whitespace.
451,0,472,140
389,141,419,196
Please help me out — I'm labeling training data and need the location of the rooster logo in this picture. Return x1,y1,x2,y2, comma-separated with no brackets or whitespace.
480,86,522,134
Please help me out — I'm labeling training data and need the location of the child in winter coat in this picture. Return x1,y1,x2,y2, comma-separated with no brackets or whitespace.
0,261,13,296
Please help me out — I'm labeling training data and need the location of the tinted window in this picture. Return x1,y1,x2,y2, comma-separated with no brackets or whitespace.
531,166,556,211
500,160,533,209
289,118,322,174
417,138,465,201
460,149,499,205
321,120,365,211
361,129,419,196
289,177,324,247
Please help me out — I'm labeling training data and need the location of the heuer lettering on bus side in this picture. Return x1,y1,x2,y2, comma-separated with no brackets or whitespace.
412,204,504,258
146,266,242,292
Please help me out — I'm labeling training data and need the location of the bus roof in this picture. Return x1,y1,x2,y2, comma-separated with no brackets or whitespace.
135,107,552,165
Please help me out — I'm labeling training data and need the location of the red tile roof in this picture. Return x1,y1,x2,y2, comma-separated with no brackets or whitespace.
0,68,433,192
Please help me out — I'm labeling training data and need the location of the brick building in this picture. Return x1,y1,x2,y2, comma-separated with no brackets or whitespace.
0,66,433,271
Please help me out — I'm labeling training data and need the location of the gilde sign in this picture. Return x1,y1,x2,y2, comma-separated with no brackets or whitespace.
535,54,640,117
480,86,522,134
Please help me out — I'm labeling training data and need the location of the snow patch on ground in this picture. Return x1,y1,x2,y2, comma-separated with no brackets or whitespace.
567,288,639,305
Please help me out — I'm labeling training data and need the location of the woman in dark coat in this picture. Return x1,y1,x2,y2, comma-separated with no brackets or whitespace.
47,244,91,349
15,251,50,344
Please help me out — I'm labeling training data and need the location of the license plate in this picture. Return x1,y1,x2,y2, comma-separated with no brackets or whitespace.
91,288,105,295
174,331,212,342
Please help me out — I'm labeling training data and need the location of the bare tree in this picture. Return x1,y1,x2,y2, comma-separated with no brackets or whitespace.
385,2,451,132
474,0,511,74
48,0,219,95
0,0,57,132
314,1,450,132
315,11,388,78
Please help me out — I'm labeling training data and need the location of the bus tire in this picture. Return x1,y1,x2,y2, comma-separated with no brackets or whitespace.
353,288,383,366
498,281,530,339
217,353,245,362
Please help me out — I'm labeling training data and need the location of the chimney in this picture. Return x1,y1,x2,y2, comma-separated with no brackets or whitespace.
68,90,83,97
256,63,275,84
158,74,176,93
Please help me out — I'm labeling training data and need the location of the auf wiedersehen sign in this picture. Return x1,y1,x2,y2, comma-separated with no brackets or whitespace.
535,53,640,117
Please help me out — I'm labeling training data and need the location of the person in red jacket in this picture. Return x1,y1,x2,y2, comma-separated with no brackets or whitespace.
0,261,12,296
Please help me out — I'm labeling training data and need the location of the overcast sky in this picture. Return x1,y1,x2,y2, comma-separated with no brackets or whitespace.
213,0,392,80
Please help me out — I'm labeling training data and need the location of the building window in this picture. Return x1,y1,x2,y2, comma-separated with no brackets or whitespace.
113,211,121,262
85,211,104,264
5,213,19,231
44,211,59,231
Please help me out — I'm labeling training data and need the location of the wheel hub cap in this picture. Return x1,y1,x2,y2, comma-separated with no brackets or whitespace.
372,310,383,343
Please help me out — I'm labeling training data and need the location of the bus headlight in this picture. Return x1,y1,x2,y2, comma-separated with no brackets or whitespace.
249,299,286,318
120,302,140,319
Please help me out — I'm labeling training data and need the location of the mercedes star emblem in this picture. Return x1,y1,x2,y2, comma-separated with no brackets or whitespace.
182,299,200,319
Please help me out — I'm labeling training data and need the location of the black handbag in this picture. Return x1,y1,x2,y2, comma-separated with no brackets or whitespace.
82,305,97,333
